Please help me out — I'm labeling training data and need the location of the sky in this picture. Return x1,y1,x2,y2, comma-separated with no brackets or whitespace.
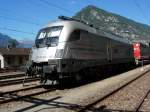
0,0,150,41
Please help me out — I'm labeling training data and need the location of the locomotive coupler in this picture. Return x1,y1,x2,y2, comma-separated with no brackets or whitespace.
42,64,58,85
43,65,57,74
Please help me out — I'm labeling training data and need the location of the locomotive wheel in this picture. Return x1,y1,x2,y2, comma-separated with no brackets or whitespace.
41,73,48,85
59,78,66,85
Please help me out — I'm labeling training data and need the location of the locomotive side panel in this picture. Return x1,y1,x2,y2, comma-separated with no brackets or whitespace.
111,39,134,64
62,29,109,73
63,28,134,74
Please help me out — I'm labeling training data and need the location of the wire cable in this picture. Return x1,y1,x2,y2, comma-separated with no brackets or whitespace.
39,0,74,13
134,0,150,24
0,27,36,35
0,15,42,26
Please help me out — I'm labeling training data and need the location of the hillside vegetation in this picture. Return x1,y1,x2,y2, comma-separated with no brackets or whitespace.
73,5,150,45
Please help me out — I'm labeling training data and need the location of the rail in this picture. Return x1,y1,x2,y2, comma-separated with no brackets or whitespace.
0,86,56,105
78,68,150,112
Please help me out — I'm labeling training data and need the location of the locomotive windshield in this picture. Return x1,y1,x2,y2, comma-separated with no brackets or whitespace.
35,26,63,48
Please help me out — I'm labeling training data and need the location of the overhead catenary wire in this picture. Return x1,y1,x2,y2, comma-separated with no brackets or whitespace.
0,6,43,26
0,7,28,18
39,0,74,13
25,0,55,20
0,27,36,35
134,0,150,24
0,0,74,30
0,15,42,26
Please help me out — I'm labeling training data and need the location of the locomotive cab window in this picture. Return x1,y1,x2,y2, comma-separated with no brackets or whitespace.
35,26,63,48
68,30,80,41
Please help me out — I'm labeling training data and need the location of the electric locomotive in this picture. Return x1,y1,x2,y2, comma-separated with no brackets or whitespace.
26,16,149,85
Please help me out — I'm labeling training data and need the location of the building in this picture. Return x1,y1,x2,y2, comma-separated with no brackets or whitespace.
0,48,30,69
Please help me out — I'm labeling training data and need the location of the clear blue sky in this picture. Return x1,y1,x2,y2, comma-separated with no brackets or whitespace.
0,0,150,41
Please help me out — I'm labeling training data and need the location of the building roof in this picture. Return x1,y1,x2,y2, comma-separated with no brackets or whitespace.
0,48,30,55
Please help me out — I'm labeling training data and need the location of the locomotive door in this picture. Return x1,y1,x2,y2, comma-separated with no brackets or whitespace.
107,40,112,62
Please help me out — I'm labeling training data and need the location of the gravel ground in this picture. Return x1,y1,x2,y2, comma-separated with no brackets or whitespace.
0,87,46,102
90,69,150,112
11,65,149,112
0,88,68,112
0,81,40,92
139,91,150,111
0,76,32,82
0,65,149,112
0,71,39,92
0,72,24,76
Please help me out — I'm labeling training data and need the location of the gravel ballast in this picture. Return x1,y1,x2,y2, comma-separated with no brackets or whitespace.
0,65,150,112
0,72,24,77
91,68,150,112
139,90,150,111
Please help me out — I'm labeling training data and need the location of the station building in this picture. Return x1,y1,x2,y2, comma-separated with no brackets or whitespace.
0,48,30,69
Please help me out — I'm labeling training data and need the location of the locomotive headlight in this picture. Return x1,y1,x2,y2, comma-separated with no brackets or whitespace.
55,49,64,58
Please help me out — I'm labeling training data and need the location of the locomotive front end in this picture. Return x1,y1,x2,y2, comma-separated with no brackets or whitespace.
26,23,69,85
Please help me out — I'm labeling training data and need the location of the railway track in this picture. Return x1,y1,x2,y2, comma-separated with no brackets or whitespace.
0,85,56,105
134,87,150,112
0,69,18,73
0,73,24,80
0,72,57,105
0,77,40,87
78,69,150,112
0,71,41,87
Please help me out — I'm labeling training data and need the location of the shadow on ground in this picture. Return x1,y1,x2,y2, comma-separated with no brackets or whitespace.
14,96,135,112
9,65,139,112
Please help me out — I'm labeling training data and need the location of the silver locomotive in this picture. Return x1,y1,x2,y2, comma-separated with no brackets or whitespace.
26,16,136,85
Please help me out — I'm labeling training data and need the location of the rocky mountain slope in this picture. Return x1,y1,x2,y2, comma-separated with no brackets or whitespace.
0,33,19,48
0,33,33,48
73,5,150,45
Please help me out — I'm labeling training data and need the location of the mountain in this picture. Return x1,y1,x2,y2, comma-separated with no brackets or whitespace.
0,32,34,48
73,5,150,45
0,33,19,48
18,39,34,48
